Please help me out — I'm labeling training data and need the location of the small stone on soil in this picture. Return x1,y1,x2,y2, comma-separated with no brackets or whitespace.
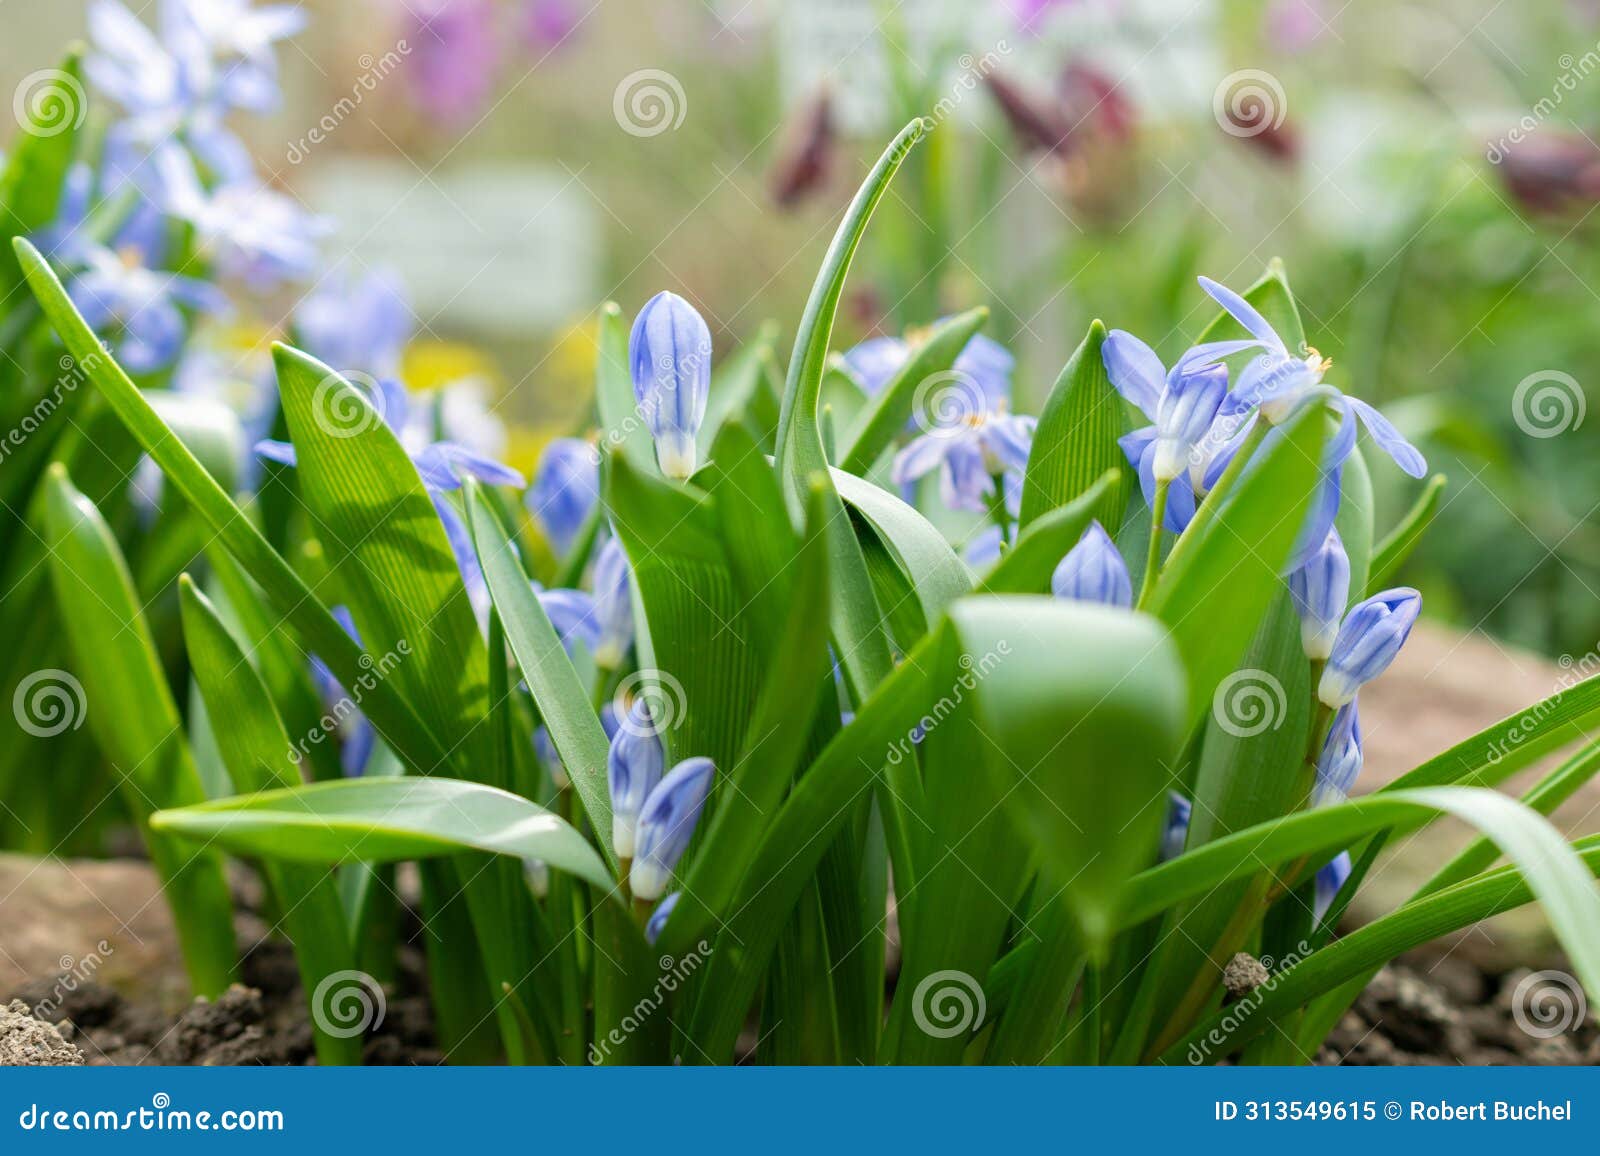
0,999,84,1066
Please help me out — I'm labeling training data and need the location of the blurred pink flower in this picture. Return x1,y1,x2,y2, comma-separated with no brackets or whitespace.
523,0,582,49
402,0,503,125
1266,0,1328,53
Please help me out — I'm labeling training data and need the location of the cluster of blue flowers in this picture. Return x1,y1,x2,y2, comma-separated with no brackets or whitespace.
41,1,328,373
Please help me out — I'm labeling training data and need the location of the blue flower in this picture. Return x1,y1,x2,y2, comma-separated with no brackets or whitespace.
1051,521,1132,608
67,243,229,372
629,291,711,479
1318,588,1422,708
1289,528,1350,661
1197,276,1427,479
528,438,600,555
1313,702,1362,808
1161,791,1192,861
645,891,681,945
891,410,1035,513
1314,851,1352,922
842,329,1014,410
1103,328,1256,486
607,699,665,858
292,266,412,379
590,536,634,668
630,756,715,901
166,0,306,113
157,145,327,288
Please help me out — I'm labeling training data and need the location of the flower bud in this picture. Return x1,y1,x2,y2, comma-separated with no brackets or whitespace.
630,756,715,901
1153,363,1227,483
1289,528,1350,660
645,891,681,945
1318,588,1421,708
528,437,599,554
591,536,633,669
1314,851,1352,922
1051,521,1132,608
607,699,665,859
629,291,711,479
1312,702,1362,807
1161,792,1191,861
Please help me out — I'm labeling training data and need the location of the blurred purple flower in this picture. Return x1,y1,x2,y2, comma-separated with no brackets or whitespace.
403,0,503,126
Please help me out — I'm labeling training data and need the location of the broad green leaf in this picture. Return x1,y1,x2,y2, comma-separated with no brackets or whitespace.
1147,398,1329,735
464,482,617,874
833,467,969,631
40,467,236,996
976,470,1119,594
1019,320,1128,531
698,322,779,458
177,576,361,1066
835,307,988,475
150,777,612,890
14,237,449,775
271,344,489,770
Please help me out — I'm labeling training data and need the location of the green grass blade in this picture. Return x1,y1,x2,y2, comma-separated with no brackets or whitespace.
1368,472,1447,590
595,301,656,474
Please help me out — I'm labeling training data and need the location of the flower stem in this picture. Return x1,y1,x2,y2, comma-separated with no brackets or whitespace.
986,473,1014,542
1136,479,1170,610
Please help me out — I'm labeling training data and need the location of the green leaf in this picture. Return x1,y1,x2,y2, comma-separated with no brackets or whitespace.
1019,320,1128,531
699,322,779,458
271,343,489,770
14,237,449,775
1147,398,1330,734
40,466,236,997
833,468,970,632
150,777,612,890
976,470,1119,594
177,576,362,1066
835,307,988,475
464,482,617,875
0,48,85,301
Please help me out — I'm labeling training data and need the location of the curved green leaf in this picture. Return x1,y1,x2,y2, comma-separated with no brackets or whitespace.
1019,320,1128,530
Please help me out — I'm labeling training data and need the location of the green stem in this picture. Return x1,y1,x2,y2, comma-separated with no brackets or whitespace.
986,473,1015,543
1136,479,1170,610
1174,420,1271,553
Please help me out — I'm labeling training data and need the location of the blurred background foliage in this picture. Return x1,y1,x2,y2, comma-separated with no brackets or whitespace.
4,0,1600,657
